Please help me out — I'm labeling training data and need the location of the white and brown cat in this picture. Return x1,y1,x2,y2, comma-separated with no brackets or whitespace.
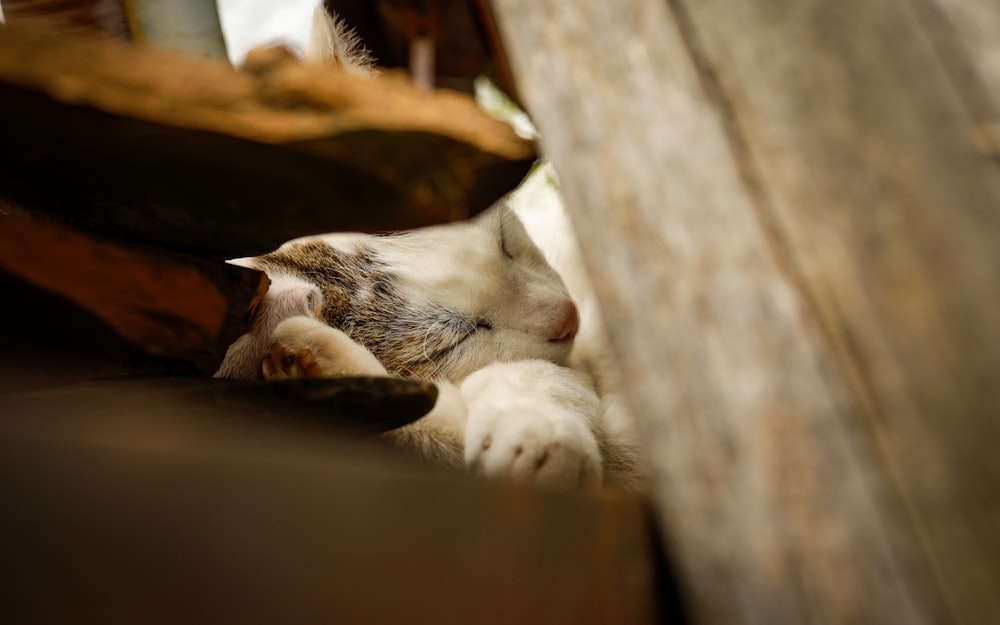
215,6,643,491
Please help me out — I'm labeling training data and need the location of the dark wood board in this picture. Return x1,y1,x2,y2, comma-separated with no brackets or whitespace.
0,213,267,373
0,386,664,625
0,22,535,257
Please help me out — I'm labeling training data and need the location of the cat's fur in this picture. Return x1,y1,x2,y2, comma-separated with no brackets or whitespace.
216,199,643,490
304,6,375,75
215,7,643,491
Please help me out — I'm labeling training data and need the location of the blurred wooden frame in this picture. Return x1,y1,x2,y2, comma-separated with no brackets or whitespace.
1,0,524,101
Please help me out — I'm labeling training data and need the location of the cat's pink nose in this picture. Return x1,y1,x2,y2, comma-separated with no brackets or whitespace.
550,300,579,342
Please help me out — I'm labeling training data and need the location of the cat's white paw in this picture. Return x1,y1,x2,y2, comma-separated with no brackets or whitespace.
460,361,603,489
263,316,387,379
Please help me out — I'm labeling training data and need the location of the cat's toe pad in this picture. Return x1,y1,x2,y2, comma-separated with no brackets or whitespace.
466,407,602,488
263,316,387,379
461,362,604,489
461,361,603,489
262,342,323,379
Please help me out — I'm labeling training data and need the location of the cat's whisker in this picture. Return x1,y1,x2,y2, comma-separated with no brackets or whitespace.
420,324,441,365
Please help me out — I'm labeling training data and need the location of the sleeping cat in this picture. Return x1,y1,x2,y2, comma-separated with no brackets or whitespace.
216,192,643,490
214,5,643,491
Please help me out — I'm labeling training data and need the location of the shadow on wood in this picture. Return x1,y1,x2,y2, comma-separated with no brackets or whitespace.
0,383,664,625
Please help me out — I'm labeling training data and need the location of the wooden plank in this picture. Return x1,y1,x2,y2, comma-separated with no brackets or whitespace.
0,21,535,256
0,269,166,393
902,0,1000,156
677,2,1000,623
0,392,661,625
2,376,437,434
490,0,1000,623
1,0,130,38
918,0,1000,119
0,214,267,373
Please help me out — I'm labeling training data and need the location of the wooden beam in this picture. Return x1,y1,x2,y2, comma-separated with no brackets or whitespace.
918,0,1000,119
679,1,1000,622
908,0,1000,157
491,0,1000,623
0,21,535,256
0,213,267,373
0,389,662,625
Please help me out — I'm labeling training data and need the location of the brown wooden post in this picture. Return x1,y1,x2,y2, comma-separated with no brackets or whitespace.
491,1,1000,623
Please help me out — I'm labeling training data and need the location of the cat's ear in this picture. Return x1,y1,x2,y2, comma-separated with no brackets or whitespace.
469,201,507,234
472,202,515,248
305,6,376,75
498,204,537,260
474,200,508,220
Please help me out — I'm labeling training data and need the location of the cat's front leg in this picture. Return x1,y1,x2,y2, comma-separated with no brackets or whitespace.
460,360,603,489
263,316,387,379
265,316,469,469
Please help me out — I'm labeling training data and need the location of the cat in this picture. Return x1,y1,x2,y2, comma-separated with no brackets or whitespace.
214,6,643,491
215,189,643,491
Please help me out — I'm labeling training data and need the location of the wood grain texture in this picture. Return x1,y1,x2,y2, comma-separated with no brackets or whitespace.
1,0,131,38
492,0,999,623
910,0,1000,158
0,391,661,625
0,22,535,256
3,376,437,435
680,1,1000,622
921,0,1000,116
0,214,266,372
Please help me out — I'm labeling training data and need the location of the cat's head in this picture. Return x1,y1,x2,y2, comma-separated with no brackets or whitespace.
235,203,578,382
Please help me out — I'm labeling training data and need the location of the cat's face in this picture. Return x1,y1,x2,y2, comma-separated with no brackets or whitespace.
250,204,579,382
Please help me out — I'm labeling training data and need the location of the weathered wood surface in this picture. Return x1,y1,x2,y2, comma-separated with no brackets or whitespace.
492,0,1000,624
1,0,130,38
3,375,437,434
0,22,535,256
0,391,662,625
920,0,1000,125
0,213,267,373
